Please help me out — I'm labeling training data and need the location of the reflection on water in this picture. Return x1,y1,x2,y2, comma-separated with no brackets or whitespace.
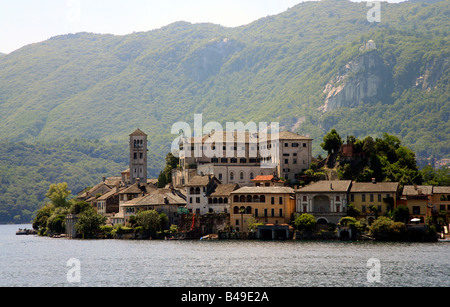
1,224,449,287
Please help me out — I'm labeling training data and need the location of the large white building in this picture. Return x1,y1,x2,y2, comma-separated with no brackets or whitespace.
173,130,312,187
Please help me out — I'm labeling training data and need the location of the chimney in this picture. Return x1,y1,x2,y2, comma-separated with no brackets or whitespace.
372,178,376,184
102,176,106,183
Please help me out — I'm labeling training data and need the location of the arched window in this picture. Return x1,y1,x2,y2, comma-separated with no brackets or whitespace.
240,195,246,202
213,198,218,204
240,206,246,213
218,198,223,204
250,172,255,180
195,187,200,195
190,187,194,194
208,198,212,204
224,198,228,203
233,195,239,202
233,206,239,214
246,206,252,214
247,195,252,202
230,172,235,181
240,172,244,180
252,195,259,202
260,195,266,203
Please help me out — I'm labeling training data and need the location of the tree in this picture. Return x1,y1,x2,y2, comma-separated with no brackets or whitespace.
346,203,360,218
136,210,161,234
45,182,71,208
393,205,409,223
75,207,107,239
294,213,317,232
320,129,343,155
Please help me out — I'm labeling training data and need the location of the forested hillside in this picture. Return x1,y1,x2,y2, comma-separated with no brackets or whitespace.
0,0,448,223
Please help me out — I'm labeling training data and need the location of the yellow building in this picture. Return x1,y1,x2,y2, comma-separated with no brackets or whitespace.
402,185,434,224
349,181,399,223
230,186,295,232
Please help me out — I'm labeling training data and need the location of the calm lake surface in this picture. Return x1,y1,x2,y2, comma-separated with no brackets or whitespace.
1,224,449,287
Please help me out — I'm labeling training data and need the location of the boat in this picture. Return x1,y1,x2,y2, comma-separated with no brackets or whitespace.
16,228,37,235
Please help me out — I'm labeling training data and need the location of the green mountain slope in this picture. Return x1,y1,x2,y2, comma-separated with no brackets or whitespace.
0,0,449,223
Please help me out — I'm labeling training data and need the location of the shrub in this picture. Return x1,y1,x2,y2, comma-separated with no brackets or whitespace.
294,213,317,232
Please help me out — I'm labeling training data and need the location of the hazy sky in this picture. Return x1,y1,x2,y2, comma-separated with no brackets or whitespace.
0,0,407,54
0,0,309,54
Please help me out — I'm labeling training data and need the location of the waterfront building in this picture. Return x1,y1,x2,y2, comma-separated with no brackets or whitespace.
207,183,240,213
295,180,352,225
185,175,221,215
401,185,450,224
230,186,296,232
118,188,186,225
349,180,399,224
174,130,312,187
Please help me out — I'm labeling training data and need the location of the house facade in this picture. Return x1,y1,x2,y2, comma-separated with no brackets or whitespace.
295,180,352,225
349,181,399,223
230,186,296,232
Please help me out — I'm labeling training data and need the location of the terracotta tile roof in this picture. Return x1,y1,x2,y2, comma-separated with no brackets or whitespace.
210,184,240,197
231,186,295,194
403,185,433,196
252,175,275,181
296,180,352,193
129,128,147,136
350,182,399,193
433,186,450,194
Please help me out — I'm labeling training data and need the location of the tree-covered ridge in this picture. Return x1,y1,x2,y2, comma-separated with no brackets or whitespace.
0,139,162,224
0,0,448,224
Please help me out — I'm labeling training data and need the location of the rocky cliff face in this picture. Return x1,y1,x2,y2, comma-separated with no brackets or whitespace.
320,49,392,112
181,38,244,83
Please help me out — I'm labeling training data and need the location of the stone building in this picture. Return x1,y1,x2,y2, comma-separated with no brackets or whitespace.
174,130,312,187
129,128,148,184
295,180,352,225
230,186,296,232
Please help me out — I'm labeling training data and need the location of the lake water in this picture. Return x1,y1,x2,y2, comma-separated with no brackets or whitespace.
1,224,449,287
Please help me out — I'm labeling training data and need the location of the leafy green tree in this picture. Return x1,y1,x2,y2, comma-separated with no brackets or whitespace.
75,207,107,239
45,182,71,208
320,129,343,155
136,210,161,234
346,203,360,218
294,213,317,232
393,205,409,223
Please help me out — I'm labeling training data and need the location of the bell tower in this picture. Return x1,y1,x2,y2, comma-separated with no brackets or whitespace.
129,128,148,185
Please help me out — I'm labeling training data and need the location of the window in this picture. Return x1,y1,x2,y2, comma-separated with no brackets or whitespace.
370,194,374,202
336,196,340,202
250,172,254,180
378,194,382,202
240,172,244,180
292,143,299,147
284,143,289,147
271,208,275,217
279,197,283,204
413,206,420,214
350,194,354,202
235,219,239,226
303,196,307,202
218,173,223,180
303,143,307,147
271,197,275,205
362,194,366,202
189,197,192,204
255,209,259,217
196,197,200,203
279,209,283,217
134,153,137,159
230,172,234,180
264,209,268,217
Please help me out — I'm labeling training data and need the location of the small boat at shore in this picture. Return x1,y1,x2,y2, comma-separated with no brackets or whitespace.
16,228,37,235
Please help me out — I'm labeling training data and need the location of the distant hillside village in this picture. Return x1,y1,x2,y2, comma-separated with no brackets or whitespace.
71,129,450,240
